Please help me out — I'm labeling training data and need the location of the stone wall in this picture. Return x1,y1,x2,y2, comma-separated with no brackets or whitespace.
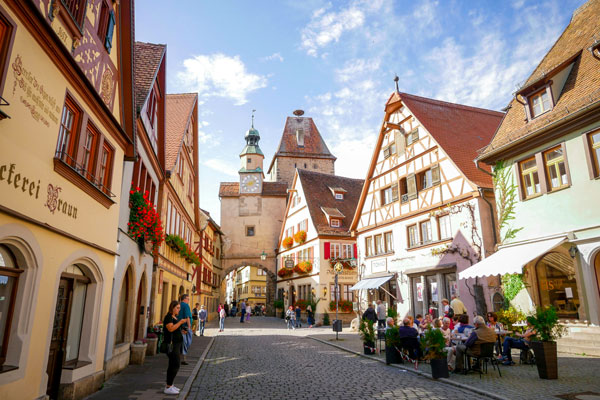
271,157,335,187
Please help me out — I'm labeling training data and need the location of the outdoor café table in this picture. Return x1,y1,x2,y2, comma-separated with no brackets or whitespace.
495,330,512,356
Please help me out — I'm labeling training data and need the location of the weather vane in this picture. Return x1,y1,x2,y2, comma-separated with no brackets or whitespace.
251,109,256,128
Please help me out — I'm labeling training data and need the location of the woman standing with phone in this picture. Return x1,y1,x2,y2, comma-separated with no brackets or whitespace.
163,301,189,395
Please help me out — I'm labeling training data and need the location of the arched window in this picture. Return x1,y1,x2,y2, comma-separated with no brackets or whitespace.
492,292,504,312
536,252,579,319
115,271,130,344
0,245,22,365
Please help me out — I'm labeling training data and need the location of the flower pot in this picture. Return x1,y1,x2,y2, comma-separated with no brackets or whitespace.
430,358,449,379
130,342,148,365
385,345,402,364
363,341,376,355
145,337,158,356
531,341,558,379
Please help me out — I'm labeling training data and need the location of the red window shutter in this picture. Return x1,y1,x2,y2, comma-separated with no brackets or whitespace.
353,244,357,258
324,242,330,259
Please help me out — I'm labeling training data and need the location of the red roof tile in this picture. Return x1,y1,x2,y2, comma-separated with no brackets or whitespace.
479,0,600,160
218,181,288,197
267,116,336,174
397,93,504,188
134,42,165,115
165,93,197,172
298,170,363,237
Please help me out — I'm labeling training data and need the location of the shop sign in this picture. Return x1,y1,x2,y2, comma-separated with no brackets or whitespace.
325,268,354,280
371,258,387,273
431,282,438,302
285,259,294,269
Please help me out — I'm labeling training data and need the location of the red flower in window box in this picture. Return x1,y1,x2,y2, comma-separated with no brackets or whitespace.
293,230,307,244
293,260,313,275
128,189,164,255
282,237,293,249
277,268,293,278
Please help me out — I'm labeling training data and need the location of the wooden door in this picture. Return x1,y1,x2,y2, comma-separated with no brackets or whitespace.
46,279,73,398
134,280,143,340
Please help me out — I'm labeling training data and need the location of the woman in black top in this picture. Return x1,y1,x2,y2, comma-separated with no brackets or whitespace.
163,300,189,395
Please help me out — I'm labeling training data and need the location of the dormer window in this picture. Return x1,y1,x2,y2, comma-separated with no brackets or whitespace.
331,219,341,227
530,88,552,118
335,193,344,200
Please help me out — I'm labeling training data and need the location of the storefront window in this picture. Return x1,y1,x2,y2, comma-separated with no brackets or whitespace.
536,252,579,319
0,245,21,365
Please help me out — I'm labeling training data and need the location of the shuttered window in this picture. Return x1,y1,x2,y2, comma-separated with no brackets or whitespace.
407,173,417,200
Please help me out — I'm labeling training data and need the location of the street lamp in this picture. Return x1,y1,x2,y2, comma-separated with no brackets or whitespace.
260,250,267,261
333,261,344,340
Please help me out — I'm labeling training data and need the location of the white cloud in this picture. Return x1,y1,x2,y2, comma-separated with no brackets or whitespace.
177,54,267,106
261,52,284,62
203,158,238,177
335,59,381,82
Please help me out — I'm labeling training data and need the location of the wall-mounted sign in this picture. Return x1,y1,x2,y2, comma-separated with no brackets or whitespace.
371,258,387,273
431,282,438,302
416,282,423,302
285,259,295,269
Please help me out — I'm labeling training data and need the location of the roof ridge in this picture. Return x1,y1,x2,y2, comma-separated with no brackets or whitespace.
135,41,166,47
400,92,504,116
297,169,363,182
167,92,199,97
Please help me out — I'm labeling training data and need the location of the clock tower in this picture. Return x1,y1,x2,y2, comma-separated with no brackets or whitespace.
239,115,264,194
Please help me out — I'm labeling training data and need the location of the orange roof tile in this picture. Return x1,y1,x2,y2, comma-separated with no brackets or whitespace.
165,93,197,172
479,0,600,161
398,93,504,188
134,42,165,115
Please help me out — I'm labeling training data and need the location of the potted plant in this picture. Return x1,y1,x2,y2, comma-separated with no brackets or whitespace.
274,299,284,318
359,319,377,355
420,327,448,379
526,306,566,379
385,326,402,364
293,230,307,244
282,237,293,249
145,332,159,356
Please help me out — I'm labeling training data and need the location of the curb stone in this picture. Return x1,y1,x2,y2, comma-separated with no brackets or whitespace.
308,336,510,400
178,336,214,400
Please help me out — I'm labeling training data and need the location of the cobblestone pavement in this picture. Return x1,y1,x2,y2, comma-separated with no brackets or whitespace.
189,317,485,400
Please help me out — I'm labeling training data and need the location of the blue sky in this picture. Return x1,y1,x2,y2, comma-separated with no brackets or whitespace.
136,0,584,224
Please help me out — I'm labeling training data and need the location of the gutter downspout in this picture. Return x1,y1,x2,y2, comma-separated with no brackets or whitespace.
474,159,498,249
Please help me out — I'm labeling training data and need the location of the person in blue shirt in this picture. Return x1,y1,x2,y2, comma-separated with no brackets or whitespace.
178,294,193,365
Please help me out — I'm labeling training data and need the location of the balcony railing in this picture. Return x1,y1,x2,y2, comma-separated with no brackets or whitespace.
54,150,116,198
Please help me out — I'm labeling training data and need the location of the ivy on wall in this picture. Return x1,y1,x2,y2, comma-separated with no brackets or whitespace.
501,273,526,301
492,160,523,245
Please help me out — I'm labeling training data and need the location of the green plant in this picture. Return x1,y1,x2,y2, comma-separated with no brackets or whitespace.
359,319,376,343
502,273,526,301
420,327,448,359
493,160,523,244
526,306,566,342
385,325,402,347
387,307,398,322
165,234,200,265
497,306,526,330
274,299,284,309
323,312,330,326
294,299,309,309
329,300,353,312
306,294,321,312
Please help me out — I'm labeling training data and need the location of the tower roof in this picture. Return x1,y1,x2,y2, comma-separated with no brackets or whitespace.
267,114,336,174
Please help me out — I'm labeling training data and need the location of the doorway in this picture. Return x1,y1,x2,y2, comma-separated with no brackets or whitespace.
134,276,145,340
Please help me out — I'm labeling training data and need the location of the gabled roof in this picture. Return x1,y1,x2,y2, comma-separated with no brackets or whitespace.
321,207,346,218
267,116,336,173
398,92,504,188
165,93,197,172
297,170,363,237
218,181,288,197
479,0,600,161
134,42,165,115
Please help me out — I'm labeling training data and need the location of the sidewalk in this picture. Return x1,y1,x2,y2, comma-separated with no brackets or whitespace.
86,335,212,400
308,331,600,400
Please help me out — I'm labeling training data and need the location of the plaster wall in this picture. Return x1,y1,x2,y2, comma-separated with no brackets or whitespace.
270,157,334,187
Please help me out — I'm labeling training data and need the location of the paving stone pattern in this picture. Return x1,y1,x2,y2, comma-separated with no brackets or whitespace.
189,318,480,400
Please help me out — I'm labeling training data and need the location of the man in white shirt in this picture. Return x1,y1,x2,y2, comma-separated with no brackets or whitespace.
450,295,467,315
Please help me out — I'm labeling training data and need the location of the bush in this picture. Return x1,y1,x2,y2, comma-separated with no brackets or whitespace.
497,306,526,330
385,326,401,348
274,299,284,309
323,312,330,326
387,307,398,321
420,327,447,359
359,319,376,343
527,306,566,342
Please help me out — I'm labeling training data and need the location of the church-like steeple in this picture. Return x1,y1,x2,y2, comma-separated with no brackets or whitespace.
239,110,264,193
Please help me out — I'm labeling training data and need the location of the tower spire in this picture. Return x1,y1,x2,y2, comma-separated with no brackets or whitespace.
394,75,399,93
251,109,256,128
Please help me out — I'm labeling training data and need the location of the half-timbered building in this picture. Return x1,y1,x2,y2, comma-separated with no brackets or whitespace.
277,169,363,323
351,91,503,319
0,1,135,399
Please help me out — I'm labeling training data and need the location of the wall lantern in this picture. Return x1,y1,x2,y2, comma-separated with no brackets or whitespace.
260,251,267,261
569,245,579,259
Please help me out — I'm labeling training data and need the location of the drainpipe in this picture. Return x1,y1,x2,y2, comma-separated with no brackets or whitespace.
474,159,498,249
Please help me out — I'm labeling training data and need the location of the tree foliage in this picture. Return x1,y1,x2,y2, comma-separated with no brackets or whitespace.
492,161,523,244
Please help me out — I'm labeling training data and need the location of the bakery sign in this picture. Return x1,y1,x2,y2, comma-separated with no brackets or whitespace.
1,162,79,219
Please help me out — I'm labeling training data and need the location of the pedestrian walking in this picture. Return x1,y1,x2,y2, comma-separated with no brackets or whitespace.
362,302,377,324
245,303,252,322
178,294,193,365
162,301,188,395
198,305,207,336
285,306,296,330
295,304,302,328
224,303,229,318
307,305,315,328
219,306,226,332
191,303,200,336
240,300,246,323
376,300,386,329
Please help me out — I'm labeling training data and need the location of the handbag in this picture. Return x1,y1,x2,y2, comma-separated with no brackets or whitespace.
160,337,173,354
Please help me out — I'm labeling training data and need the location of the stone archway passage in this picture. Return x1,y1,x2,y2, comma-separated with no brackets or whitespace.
220,263,278,316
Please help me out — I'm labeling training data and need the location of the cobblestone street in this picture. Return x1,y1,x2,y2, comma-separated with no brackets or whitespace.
188,317,485,400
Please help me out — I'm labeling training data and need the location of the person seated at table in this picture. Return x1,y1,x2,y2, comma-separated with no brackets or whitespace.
500,322,536,365
414,314,423,330
453,315,496,373
453,314,474,334
486,312,503,330
440,317,452,346
398,318,418,338
384,316,396,331
420,314,433,332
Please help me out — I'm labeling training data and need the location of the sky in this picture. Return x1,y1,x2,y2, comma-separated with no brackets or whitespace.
135,0,585,224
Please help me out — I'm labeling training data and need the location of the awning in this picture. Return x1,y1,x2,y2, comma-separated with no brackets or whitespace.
351,275,394,290
458,236,567,280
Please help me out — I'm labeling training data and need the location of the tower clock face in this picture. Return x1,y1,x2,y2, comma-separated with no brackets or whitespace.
241,174,260,193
